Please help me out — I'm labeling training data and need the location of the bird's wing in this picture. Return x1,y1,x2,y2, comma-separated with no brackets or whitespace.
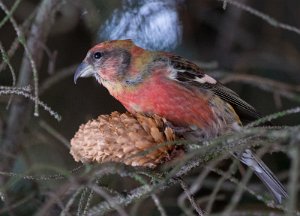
163,54,261,122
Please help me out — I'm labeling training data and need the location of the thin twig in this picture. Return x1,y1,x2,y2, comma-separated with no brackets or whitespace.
218,0,300,35
178,157,225,215
205,160,238,214
0,0,40,116
89,185,129,216
151,194,168,216
0,0,62,187
40,64,77,95
82,187,95,216
0,89,61,121
0,41,16,108
60,187,83,216
0,164,84,181
287,133,300,215
77,187,91,216
0,0,21,29
39,120,70,148
0,5,35,72
0,193,35,214
246,107,300,128
212,167,300,215
178,178,204,216
0,85,31,92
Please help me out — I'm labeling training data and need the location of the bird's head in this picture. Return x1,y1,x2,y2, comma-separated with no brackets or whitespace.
74,39,153,87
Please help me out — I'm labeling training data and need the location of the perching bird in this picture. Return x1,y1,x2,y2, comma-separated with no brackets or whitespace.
74,39,288,204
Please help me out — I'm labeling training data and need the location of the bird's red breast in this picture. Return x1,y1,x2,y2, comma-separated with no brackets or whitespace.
111,68,216,130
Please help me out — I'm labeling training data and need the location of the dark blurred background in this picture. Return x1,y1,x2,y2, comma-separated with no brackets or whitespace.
0,0,299,215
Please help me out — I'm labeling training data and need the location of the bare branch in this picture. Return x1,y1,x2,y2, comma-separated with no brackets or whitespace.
0,0,62,186
218,0,300,35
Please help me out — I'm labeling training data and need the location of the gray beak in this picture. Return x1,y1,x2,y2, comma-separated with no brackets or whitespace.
74,62,95,84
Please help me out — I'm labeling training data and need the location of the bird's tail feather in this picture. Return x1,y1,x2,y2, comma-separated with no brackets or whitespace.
239,149,288,204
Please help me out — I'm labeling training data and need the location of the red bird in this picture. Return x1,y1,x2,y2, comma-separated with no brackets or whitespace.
74,39,287,203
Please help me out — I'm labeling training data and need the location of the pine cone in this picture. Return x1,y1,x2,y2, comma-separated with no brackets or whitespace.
70,112,182,168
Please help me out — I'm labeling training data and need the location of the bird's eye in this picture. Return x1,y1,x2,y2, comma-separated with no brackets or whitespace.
93,52,102,60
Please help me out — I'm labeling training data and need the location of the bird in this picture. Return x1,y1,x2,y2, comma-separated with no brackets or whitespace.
74,39,288,204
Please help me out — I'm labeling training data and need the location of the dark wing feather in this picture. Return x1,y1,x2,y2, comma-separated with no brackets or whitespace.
207,83,261,121
165,54,261,121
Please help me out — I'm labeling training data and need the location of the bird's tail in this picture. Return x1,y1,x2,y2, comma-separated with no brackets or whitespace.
238,149,288,204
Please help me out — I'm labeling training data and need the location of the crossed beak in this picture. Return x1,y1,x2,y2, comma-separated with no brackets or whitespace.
74,62,95,84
